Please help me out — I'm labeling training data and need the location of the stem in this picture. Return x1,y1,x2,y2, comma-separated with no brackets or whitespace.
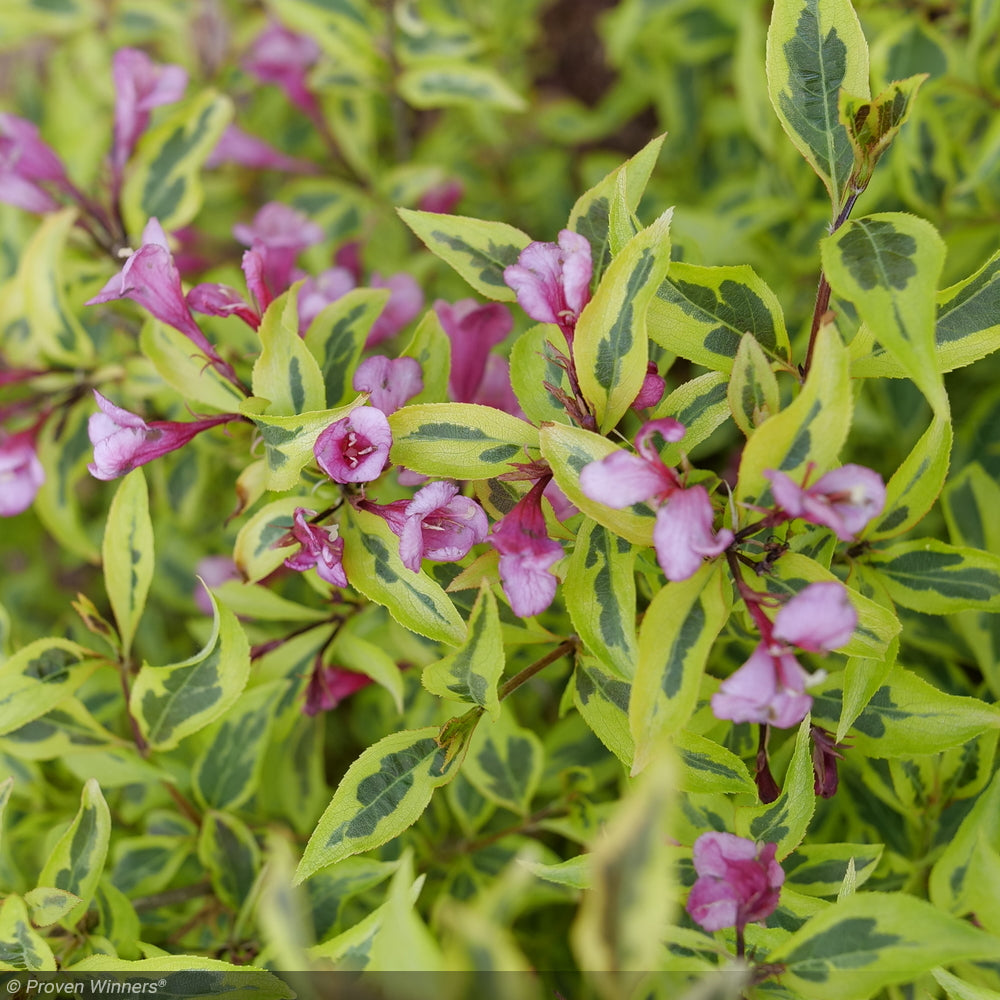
498,638,577,701
440,801,570,859
133,880,213,913
735,923,746,961
164,783,202,826
119,658,149,757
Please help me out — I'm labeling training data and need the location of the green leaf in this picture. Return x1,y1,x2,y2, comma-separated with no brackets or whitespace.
238,395,362,492
540,422,655,546
811,667,1000,757
567,134,665,283
1,695,123,764
736,319,850,505
0,894,55,971
252,288,327,416
783,843,883,897
102,468,154,657
400,307,451,405
340,506,466,645
422,581,503,718
574,209,673,432
121,89,233,233
331,627,405,713
652,371,731,462
943,463,1000,555
212,581,329,623
573,655,633,770
509,323,575,426
769,892,1000,1000
736,717,815,859
23,887,81,928
868,538,1000,613
0,639,101,736
93,880,140,959
304,288,388,408
397,209,530,300
397,63,526,112
823,212,948,415
648,261,790,372
630,564,731,775
766,0,870,210
388,402,539,479
933,968,1000,1000
192,682,280,812
296,726,462,881
728,333,781,436
565,521,638,679
67,954,294,990
37,778,110,926
110,836,190,897
232,496,314,584
198,811,261,912
464,712,543,815
271,0,376,76
130,588,251,751
520,855,590,890
673,732,756,797
305,857,400,942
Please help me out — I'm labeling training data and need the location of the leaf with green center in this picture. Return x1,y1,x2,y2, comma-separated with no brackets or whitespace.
23,887,82,928
0,894,56,971
782,843,883,898
573,655,633,770
728,332,781,436
464,712,543,815
198,811,261,912
398,64,526,112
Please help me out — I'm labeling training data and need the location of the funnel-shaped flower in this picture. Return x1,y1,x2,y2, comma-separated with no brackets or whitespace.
653,485,734,582
314,406,392,484
396,481,489,572
233,202,324,298
0,431,45,516
434,299,513,404
0,113,71,213
279,508,348,587
243,22,321,116
206,124,317,174
352,356,423,415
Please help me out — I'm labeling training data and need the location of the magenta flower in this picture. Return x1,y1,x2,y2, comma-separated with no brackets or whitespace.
653,486,734,582
418,179,463,214
771,581,857,653
811,725,848,799
766,464,886,541
110,48,187,186
193,555,241,615
244,22,321,117
278,508,348,587
352,356,423,414
0,431,45,516
304,664,372,716
205,124,317,174
297,266,357,332
395,481,489,572
686,832,784,933
434,299,514,404
0,113,72,213
187,280,262,330
503,229,592,342
233,202,325,298
314,406,392,484
489,478,564,617
366,272,424,347
632,361,665,410
87,390,233,481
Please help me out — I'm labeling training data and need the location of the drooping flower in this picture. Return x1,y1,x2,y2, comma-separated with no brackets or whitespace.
366,272,424,347
352,356,424,414
110,48,188,186
304,663,372,716
233,202,325,299
297,266,358,331
205,123,317,174
278,508,348,587
686,832,784,933
0,113,72,213
0,431,45,516
503,229,592,342
653,485,735,582
395,481,489,572
187,279,262,330
771,581,857,653
434,299,514,404
314,406,392,484
87,390,233,481
632,361,666,411
243,22,321,116
418,179,463,214
766,464,886,542
489,477,564,617
811,725,849,798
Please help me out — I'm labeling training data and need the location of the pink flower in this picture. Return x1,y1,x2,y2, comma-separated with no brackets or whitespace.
243,22,321,116
686,832,784,933
772,581,857,653
110,48,187,186
187,280,261,330
0,113,71,213
0,431,45,516
194,555,241,615
489,478,563,617
367,272,424,347
766,464,886,542
395,481,488,572
503,229,592,342
632,361,665,410
314,406,392,484
434,299,514,404
297,266,357,331
653,486,734,582
352,356,423,415
87,390,233,481
811,725,848,798
304,663,371,716
279,508,348,587
418,179,463,214
205,124,317,174
233,202,325,299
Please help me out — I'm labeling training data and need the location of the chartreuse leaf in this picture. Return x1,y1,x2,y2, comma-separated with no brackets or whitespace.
102,468,154,657
572,655,633,769
401,307,450,405
568,134,665,282
867,414,952,540
296,726,463,881
837,639,898,743
140,320,247,412
768,892,1000,1000
868,538,1000,614
110,836,190,897
737,718,815,859
332,626,405,713
397,209,530,301
17,208,93,366
648,261,790,373
728,333,781,436
0,775,10,848
130,588,251,751
24,887,81,927
652,371,731,464
192,681,280,812
121,89,233,233
823,212,948,415
736,319,850,505
388,402,538,479
510,323,575,426
933,968,1000,1000
422,581,503,718
783,843,883,897
0,894,55,971
398,63,526,112
811,667,1000,757
571,745,675,974
305,289,389,407
37,778,110,926
238,395,362,491
574,209,673,432
93,879,140,959
233,496,314,584
271,0,375,73
340,506,466,645
565,521,637,678
674,731,756,796
0,639,102,736
630,564,731,775
766,0,869,210
305,857,399,942
67,954,294,990
212,581,328,623
252,288,326,416
540,422,655,546
198,811,261,912
464,711,543,815
944,463,1000,554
